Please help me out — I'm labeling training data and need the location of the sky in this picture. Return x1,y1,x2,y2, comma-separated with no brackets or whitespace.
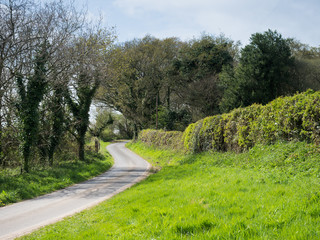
75,0,320,47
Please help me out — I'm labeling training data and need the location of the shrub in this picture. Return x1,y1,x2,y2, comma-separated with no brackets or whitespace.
198,115,226,152
138,129,184,150
138,90,320,153
183,120,203,153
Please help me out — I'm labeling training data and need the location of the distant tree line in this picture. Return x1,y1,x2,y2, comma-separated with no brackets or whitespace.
96,30,320,135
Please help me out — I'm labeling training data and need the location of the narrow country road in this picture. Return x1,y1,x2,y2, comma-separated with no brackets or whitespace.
0,142,150,240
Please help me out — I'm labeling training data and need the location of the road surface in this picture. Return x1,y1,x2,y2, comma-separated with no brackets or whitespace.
0,142,150,240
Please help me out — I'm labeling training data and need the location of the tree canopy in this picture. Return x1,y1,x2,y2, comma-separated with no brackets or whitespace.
220,29,294,112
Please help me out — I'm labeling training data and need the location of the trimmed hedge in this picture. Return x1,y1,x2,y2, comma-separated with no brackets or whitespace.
139,90,320,153
138,129,184,150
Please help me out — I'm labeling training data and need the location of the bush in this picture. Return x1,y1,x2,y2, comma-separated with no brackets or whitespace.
100,129,117,142
138,129,184,150
138,90,320,153
183,120,203,153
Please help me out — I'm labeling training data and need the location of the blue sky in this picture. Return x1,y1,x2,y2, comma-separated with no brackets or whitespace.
78,0,320,46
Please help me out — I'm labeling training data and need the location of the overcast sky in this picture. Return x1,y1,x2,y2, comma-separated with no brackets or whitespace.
77,0,320,47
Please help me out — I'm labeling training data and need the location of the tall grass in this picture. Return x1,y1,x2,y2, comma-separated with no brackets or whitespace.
20,140,320,239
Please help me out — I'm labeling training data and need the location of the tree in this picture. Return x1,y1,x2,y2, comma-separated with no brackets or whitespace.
172,34,235,119
288,39,320,91
97,36,182,132
16,43,49,172
65,73,98,161
0,0,34,165
0,0,113,170
220,29,294,112
37,84,66,166
65,29,114,161
89,108,113,138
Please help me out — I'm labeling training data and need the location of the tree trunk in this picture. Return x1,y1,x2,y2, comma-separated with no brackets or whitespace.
0,120,3,166
167,86,171,109
94,137,100,153
23,145,30,173
78,135,85,161
48,150,54,167
133,123,138,140
0,89,3,166
0,118,2,166
156,92,159,130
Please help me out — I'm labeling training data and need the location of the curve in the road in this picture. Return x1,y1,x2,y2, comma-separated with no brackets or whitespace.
0,142,151,240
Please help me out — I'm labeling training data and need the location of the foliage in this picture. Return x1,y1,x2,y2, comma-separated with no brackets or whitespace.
89,109,113,138
65,73,99,161
89,109,133,141
173,35,233,80
47,86,66,165
138,90,320,153
151,106,192,131
172,34,235,119
37,84,67,166
187,90,320,153
288,38,320,91
0,0,115,171
16,43,49,172
97,36,182,132
96,31,320,134
220,29,294,112
182,120,204,153
138,129,184,150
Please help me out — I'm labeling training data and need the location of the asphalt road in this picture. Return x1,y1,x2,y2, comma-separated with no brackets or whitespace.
0,142,150,240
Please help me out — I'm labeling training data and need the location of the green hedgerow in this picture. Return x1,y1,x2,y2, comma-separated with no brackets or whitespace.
138,90,320,154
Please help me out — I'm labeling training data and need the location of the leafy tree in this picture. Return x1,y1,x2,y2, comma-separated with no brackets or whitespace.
98,34,236,128
220,29,294,112
97,36,181,133
152,106,192,131
89,108,114,138
0,0,35,165
288,39,320,91
172,34,234,119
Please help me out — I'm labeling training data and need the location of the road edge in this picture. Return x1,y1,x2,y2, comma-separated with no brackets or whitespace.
3,143,152,240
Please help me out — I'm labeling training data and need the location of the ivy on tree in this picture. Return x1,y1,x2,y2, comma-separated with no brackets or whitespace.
65,73,99,161
16,43,49,172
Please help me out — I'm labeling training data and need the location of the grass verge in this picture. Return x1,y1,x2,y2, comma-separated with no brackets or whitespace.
20,140,320,239
0,141,113,207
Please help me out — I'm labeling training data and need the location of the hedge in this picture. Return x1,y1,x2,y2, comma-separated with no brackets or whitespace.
138,129,184,150
139,90,320,153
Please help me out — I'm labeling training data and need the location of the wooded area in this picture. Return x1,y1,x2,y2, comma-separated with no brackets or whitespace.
1,0,320,172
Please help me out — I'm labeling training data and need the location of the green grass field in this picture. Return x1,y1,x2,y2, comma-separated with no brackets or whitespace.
19,140,320,239
0,141,113,206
